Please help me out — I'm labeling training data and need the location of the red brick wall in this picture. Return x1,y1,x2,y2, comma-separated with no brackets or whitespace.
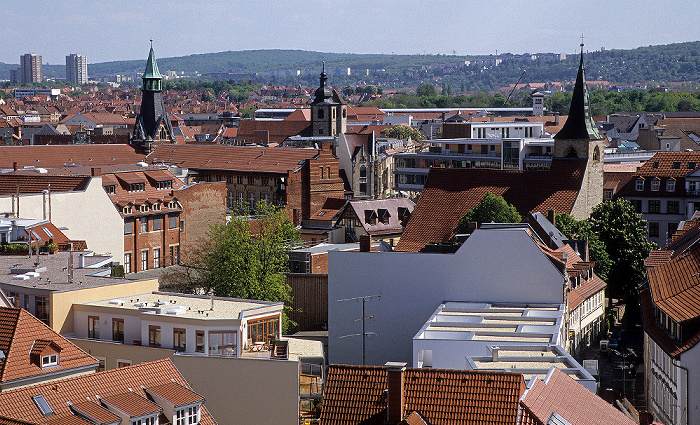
310,252,328,274
307,143,345,215
123,213,181,273
176,181,227,260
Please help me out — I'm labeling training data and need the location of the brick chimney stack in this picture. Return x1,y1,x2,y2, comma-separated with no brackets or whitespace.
359,234,371,252
385,362,406,424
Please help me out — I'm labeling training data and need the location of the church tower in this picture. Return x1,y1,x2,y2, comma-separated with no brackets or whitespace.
553,43,605,218
311,63,347,137
131,41,175,155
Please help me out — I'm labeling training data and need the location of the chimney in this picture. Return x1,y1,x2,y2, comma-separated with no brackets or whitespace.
13,162,17,172
91,167,102,177
13,126,21,140
554,112,560,125
490,115,495,123
492,346,500,361
359,234,371,252
466,221,478,234
385,362,406,424
547,209,556,225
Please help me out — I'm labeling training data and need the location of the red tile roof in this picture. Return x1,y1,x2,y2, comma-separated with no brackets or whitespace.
640,288,700,358
0,358,215,425
148,144,321,174
69,400,120,424
144,381,204,407
519,368,636,425
101,391,161,417
0,174,90,196
0,145,144,169
633,151,700,178
0,308,98,384
396,158,588,252
320,364,525,425
647,243,700,323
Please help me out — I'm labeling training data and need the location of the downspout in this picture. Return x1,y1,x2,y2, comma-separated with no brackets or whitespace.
671,358,689,425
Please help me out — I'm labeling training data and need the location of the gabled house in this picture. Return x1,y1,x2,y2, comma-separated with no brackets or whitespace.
0,358,216,425
639,242,700,425
0,307,98,391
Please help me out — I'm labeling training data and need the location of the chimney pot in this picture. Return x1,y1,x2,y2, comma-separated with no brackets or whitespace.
492,346,500,361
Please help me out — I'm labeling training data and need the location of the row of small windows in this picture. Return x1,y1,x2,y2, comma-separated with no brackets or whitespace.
205,175,272,186
122,201,179,215
123,246,179,273
125,215,181,234
635,178,676,192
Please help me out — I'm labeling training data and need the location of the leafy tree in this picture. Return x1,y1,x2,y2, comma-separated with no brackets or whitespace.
416,84,437,97
180,202,299,329
588,199,656,299
454,192,521,232
342,86,355,96
381,125,425,141
555,213,612,281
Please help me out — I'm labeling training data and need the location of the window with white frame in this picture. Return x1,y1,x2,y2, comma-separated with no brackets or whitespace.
651,178,660,191
123,206,133,215
124,253,131,274
635,179,644,191
41,354,58,367
157,180,172,190
666,179,675,192
153,248,160,268
141,217,148,232
187,406,199,424
176,409,186,425
141,250,148,270
140,204,150,213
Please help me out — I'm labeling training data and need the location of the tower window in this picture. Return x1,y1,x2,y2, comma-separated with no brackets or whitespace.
318,109,324,119
593,146,600,161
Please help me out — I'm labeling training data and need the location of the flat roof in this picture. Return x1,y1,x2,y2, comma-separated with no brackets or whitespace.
0,251,139,292
81,291,282,320
414,301,564,343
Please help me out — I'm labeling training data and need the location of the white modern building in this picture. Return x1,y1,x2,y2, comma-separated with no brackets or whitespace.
72,291,284,357
394,121,554,193
412,301,597,392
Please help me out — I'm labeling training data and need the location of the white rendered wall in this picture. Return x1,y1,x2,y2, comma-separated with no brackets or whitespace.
328,228,565,366
0,177,124,260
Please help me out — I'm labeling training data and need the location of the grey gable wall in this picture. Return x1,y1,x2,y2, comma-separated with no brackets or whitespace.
328,228,565,366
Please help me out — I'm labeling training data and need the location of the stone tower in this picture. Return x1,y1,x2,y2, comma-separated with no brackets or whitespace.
553,44,605,218
311,63,347,137
131,41,175,155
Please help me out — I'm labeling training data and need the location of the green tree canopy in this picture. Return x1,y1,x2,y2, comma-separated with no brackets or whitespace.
416,84,437,97
588,199,656,299
174,202,299,329
454,192,521,233
555,212,612,282
381,125,425,141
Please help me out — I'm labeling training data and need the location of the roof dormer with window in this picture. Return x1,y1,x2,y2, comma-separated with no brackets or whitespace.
30,339,61,369
144,381,205,425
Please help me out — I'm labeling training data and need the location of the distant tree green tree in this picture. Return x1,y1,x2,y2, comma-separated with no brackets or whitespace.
589,199,656,299
342,86,355,96
416,84,437,97
381,125,425,141
454,192,521,232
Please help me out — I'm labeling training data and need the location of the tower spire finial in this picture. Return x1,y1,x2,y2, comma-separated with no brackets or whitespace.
322,61,325,73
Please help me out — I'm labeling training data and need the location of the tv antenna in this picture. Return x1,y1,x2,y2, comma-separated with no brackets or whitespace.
337,293,381,365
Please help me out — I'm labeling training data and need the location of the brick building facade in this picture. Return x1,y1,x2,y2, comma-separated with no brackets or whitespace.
148,143,344,225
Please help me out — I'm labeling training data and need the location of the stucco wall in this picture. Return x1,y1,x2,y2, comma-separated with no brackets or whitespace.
52,279,159,334
328,228,565,366
69,338,300,425
0,177,124,260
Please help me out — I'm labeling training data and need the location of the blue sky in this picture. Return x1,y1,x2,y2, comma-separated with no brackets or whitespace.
4,0,700,64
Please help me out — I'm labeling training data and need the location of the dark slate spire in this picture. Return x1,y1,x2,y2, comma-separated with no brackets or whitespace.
554,44,603,140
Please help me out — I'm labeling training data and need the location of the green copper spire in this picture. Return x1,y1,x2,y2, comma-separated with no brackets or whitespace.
142,40,162,91
554,43,603,141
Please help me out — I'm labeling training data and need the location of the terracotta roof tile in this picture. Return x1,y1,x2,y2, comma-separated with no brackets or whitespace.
101,391,161,417
645,250,673,268
519,368,636,425
144,381,204,407
69,400,120,424
148,144,321,174
640,287,700,357
0,308,98,384
0,145,144,169
320,365,525,425
396,158,587,252
647,243,700,323
633,151,700,178
0,174,90,196
0,358,215,425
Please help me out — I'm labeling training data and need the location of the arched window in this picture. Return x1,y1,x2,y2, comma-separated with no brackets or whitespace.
592,146,600,161
360,166,367,178
565,147,578,158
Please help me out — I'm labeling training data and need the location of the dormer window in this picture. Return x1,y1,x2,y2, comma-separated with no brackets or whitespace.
651,178,660,191
152,203,161,211
140,204,150,213
168,201,178,209
667,179,676,192
176,405,200,425
132,417,156,425
42,354,58,367
129,183,145,192
104,185,115,194
123,206,133,215
157,180,172,190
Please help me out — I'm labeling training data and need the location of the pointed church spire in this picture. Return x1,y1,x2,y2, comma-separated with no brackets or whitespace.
554,42,603,140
